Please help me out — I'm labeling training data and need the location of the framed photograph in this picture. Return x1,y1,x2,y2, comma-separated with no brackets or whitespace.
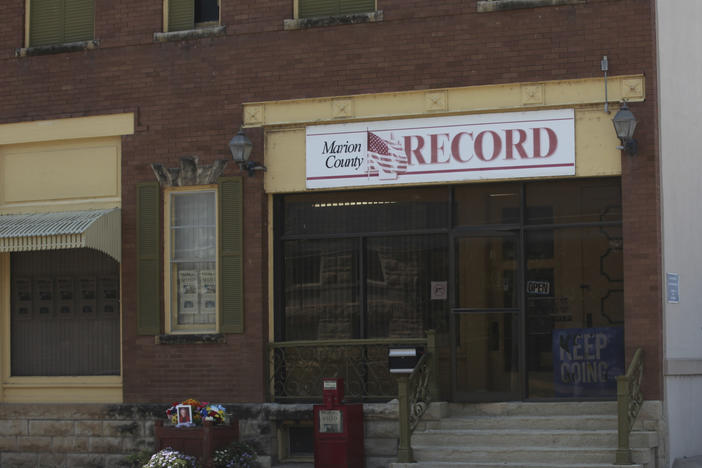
176,404,193,427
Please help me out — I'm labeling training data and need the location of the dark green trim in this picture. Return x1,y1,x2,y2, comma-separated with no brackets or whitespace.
218,177,244,333
29,0,94,47
168,0,195,32
136,182,161,335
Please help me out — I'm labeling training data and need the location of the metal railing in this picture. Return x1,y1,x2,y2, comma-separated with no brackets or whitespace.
268,335,430,401
615,347,644,465
397,330,437,463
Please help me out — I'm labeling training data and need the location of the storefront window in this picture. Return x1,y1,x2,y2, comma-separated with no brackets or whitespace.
283,238,360,340
283,187,448,236
276,178,623,400
11,249,120,376
526,226,624,398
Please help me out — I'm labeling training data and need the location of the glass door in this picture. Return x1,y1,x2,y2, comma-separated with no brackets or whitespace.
451,233,522,401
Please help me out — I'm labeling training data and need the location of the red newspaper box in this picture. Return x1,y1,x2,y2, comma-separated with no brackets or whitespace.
313,378,364,468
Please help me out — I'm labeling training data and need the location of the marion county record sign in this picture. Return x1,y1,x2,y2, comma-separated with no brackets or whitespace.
305,109,575,189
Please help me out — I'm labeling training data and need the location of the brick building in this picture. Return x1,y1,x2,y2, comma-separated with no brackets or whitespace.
0,0,667,466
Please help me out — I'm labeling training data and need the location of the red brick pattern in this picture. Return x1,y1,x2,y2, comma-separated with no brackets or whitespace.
0,0,661,401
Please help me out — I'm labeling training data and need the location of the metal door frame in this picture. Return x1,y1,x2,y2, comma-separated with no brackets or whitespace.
449,230,525,402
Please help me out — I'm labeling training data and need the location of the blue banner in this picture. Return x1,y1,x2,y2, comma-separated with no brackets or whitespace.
552,327,624,397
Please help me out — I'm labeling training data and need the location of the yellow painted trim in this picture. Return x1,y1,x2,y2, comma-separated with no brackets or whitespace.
1,136,122,213
163,185,219,334
2,377,122,403
24,0,30,48
0,113,134,146
243,75,644,128
0,254,8,401
163,0,169,32
267,195,275,344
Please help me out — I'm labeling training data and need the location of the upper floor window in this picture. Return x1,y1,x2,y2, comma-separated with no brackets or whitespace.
166,0,220,32
297,0,375,18
28,0,95,47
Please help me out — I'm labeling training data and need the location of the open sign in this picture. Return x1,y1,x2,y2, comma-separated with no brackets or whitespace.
527,280,550,295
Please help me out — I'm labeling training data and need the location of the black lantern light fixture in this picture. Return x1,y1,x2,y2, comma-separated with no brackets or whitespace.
229,127,266,176
612,101,638,156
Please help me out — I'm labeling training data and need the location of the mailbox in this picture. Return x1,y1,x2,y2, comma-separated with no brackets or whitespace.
388,347,424,373
313,378,364,468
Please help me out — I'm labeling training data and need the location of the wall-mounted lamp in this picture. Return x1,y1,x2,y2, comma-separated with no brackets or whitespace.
229,127,266,176
612,101,638,156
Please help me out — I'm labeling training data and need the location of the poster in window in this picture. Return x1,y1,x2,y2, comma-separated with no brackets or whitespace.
79,277,97,317
552,327,624,398
56,277,74,318
100,277,119,315
13,277,33,320
35,277,54,317
200,270,216,314
179,270,199,315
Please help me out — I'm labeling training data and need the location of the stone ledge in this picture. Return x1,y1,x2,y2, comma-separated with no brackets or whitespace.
477,0,586,12
15,40,99,57
153,25,226,42
155,333,226,344
284,10,383,30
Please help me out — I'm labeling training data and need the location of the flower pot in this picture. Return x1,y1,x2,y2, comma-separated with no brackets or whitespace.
154,419,239,467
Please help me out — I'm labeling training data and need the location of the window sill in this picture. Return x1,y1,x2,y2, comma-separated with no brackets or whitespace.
284,10,383,30
155,333,226,345
15,39,99,57
154,25,226,43
477,0,585,12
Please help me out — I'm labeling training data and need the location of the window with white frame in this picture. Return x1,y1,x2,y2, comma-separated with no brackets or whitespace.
167,188,217,331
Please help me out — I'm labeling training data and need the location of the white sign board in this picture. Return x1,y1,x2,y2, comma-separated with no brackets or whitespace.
306,109,575,189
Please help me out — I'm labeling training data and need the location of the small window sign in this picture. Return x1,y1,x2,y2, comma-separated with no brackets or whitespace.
318,410,343,433
527,280,550,296
667,272,680,303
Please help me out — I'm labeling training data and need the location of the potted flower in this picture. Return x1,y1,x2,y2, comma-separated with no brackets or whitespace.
143,448,199,468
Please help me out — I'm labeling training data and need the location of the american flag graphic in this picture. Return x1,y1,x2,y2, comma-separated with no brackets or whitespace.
367,132,408,180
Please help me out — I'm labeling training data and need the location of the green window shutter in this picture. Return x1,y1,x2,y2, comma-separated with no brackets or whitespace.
137,182,161,335
168,0,195,32
218,177,244,333
299,0,374,18
30,0,65,47
338,0,375,15
63,0,94,43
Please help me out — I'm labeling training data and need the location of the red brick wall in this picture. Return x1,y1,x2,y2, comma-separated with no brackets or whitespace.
0,0,661,401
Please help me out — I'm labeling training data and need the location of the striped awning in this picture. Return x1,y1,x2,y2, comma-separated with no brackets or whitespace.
0,208,121,261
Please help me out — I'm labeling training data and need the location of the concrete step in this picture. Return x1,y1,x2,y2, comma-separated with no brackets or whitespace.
408,402,658,468
445,401,617,417
436,414,617,430
413,428,620,448
411,445,654,465
390,463,643,468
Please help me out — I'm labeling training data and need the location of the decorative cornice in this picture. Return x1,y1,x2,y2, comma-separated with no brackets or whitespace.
151,156,228,187
243,74,645,128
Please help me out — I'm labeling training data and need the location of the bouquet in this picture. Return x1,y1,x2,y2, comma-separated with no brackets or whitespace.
166,398,227,426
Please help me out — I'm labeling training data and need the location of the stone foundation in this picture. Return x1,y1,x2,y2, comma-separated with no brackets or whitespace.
0,401,402,468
